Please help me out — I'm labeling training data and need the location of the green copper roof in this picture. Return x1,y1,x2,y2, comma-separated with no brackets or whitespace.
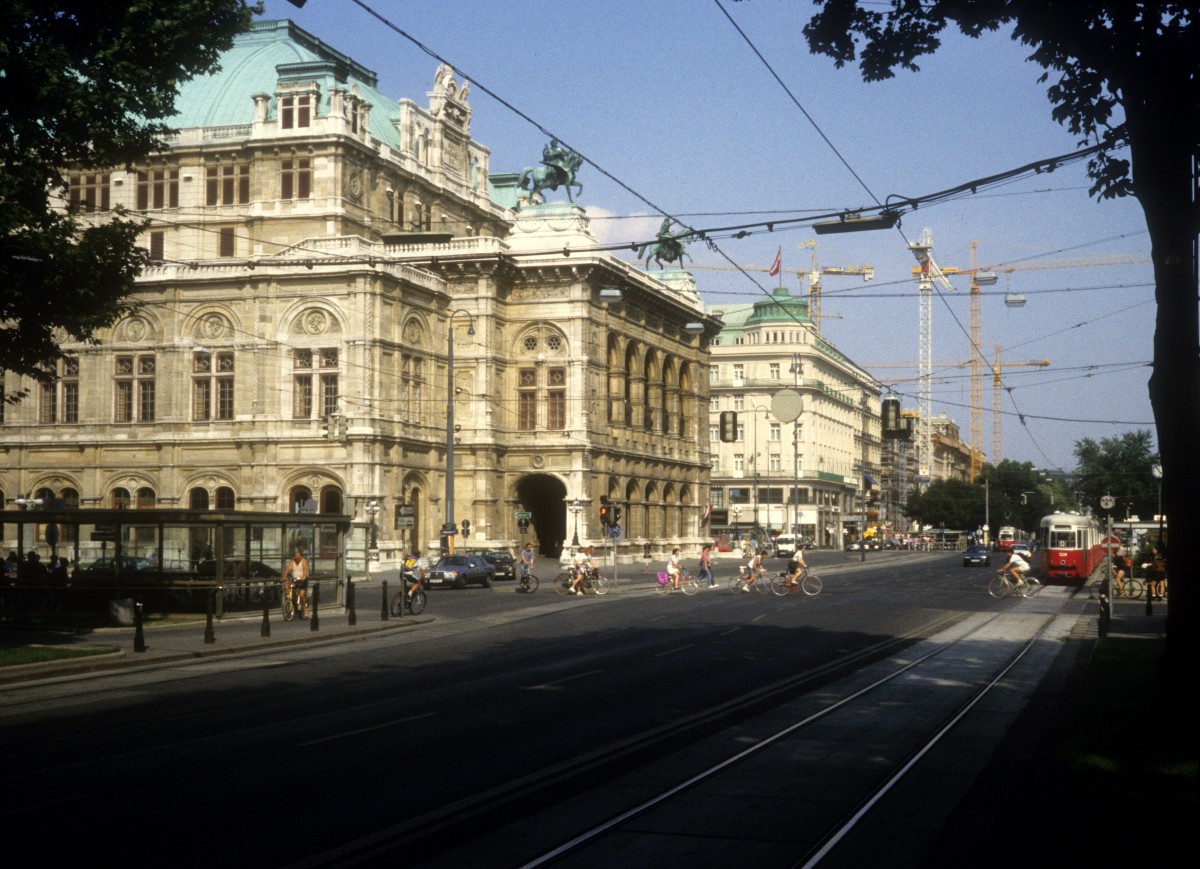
169,19,402,150
743,287,811,327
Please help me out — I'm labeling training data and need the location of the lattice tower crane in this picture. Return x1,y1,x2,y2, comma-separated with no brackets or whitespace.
688,241,873,335
913,244,1147,479
990,346,1050,467
906,228,956,487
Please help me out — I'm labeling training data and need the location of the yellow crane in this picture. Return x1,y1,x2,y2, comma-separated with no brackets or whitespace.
690,240,873,335
912,243,1147,479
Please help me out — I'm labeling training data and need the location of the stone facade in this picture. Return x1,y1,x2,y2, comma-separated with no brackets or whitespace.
0,20,714,568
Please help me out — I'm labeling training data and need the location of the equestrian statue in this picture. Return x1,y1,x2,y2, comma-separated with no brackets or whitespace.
637,217,694,269
519,139,583,204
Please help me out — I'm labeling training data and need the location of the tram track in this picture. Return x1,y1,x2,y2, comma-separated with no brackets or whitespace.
290,588,1085,868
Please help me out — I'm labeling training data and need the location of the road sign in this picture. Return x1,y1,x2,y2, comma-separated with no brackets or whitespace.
515,511,532,520
609,523,622,538
1100,495,1116,510
1102,535,1122,551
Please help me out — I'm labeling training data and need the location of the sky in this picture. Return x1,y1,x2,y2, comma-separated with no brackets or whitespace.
258,0,1158,473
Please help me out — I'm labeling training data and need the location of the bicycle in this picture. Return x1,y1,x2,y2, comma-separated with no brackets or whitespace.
729,565,769,593
655,570,698,595
281,579,308,620
770,568,823,597
389,577,427,616
555,567,608,596
519,566,539,594
988,569,1041,599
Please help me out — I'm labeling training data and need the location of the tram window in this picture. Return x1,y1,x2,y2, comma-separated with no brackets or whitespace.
1049,529,1075,548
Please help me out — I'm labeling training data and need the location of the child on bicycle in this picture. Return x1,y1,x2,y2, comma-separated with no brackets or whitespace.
742,550,766,592
666,547,683,590
519,542,535,588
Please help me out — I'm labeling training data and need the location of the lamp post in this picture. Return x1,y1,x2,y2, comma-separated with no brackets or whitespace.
859,394,870,563
790,356,803,540
569,499,583,547
365,499,380,579
750,404,771,543
732,506,741,545
444,309,475,554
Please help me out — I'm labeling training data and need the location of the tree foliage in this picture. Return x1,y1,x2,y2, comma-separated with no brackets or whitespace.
0,0,258,400
1072,430,1160,518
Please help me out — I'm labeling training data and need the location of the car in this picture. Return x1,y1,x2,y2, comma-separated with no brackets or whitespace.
195,559,282,580
478,550,515,581
77,556,152,580
425,554,494,589
1010,543,1033,560
963,545,992,567
845,540,861,551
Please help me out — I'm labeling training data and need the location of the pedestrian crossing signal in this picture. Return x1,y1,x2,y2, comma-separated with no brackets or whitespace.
719,411,738,443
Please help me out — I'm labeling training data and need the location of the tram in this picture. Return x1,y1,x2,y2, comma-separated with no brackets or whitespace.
1038,512,1106,583
996,526,1017,551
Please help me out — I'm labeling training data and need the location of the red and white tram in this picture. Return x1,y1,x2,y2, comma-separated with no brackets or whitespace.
1038,512,1106,582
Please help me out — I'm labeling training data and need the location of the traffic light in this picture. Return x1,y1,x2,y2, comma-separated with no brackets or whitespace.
719,411,738,443
599,503,610,527
612,505,622,524
322,415,333,440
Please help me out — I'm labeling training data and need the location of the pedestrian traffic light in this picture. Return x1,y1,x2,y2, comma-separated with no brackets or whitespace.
719,411,738,443
612,505,622,524
599,503,610,526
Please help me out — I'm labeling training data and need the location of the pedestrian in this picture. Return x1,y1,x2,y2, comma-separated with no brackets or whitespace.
1143,546,1167,601
698,543,715,588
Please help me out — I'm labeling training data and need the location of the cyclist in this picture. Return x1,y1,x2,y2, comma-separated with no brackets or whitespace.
1000,547,1034,590
519,542,536,589
402,548,425,600
284,548,310,619
666,547,684,590
785,544,809,586
570,545,597,595
1111,549,1131,596
741,549,766,592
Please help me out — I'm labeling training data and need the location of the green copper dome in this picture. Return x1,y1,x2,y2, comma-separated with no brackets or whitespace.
743,287,811,327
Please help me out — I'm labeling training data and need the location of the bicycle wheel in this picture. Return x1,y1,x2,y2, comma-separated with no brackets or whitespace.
283,592,296,621
591,576,609,596
522,573,539,593
656,578,671,596
801,572,823,596
728,572,746,592
988,575,1013,599
554,572,574,596
680,577,698,596
389,591,405,618
1124,578,1144,600
408,589,427,615
770,575,793,596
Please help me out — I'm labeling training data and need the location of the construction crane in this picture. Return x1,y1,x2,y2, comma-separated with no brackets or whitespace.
989,345,1050,467
912,240,1148,479
689,241,873,335
907,228,955,486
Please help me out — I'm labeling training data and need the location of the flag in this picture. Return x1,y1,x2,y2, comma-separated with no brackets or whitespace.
768,247,781,277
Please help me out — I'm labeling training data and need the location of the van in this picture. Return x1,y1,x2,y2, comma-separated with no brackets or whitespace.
773,535,799,558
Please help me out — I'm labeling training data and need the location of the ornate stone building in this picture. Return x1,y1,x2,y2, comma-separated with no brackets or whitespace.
706,288,881,549
0,19,715,567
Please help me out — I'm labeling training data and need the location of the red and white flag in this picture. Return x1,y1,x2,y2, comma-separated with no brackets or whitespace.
768,247,781,277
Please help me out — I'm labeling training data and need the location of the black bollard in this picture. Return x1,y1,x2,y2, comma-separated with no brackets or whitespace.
134,600,146,653
381,579,389,621
204,586,216,644
261,581,271,637
347,574,356,626
310,581,319,631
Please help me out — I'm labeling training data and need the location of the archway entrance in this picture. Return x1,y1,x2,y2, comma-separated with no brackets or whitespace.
515,474,567,557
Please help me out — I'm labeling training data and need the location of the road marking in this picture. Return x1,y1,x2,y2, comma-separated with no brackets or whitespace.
521,669,603,690
298,712,435,746
654,644,695,657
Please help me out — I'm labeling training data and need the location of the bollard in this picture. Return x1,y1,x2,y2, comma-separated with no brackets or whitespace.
204,586,216,644
347,574,356,626
310,581,319,631
134,600,146,653
381,579,389,620
261,581,271,637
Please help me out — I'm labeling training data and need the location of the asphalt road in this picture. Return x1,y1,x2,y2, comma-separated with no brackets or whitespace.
0,550,1043,866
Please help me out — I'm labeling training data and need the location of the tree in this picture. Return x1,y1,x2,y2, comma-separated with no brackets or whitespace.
792,0,1197,707
1072,430,1160,518
0,0,258,401
901,478,982,532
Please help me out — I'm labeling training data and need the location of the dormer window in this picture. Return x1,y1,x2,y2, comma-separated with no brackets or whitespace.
280,94,311,129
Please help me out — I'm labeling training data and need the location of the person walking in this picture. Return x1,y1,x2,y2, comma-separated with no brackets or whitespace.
698,543,715,588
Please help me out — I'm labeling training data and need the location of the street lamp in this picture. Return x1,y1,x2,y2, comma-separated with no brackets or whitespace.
732,506,741,543
569,499,583,547
444,309,475,554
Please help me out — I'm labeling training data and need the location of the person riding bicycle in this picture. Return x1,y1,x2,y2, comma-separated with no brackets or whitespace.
1000,548,1034,590
570,546,598,595
785,545,809,585
666,547,684,590
284,548,310,619
742,550,766,592
519,542,535,588
402,548,426,599
1111,549,1131,596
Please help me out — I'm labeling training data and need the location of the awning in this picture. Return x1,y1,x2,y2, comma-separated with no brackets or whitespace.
864,473,878,487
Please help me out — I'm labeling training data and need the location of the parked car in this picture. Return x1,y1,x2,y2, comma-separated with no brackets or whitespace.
76,556,151,580
195,559,282,580
426,554,494,589
478,550,515,581
962,545,992,567
845,540,861,551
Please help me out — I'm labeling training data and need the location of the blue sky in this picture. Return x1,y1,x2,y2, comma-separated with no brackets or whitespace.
259,0,1157,473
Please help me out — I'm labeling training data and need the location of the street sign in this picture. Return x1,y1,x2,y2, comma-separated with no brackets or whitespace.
515,511,532,520
609,523,622,538
1100,495,1116,511
1102,535,1122,551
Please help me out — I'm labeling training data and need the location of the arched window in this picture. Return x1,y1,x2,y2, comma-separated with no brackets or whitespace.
112,488,131,510
215,487,236,509
189,488,210,510
320,486,343,514
290,486,313,514
136,487,156,509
